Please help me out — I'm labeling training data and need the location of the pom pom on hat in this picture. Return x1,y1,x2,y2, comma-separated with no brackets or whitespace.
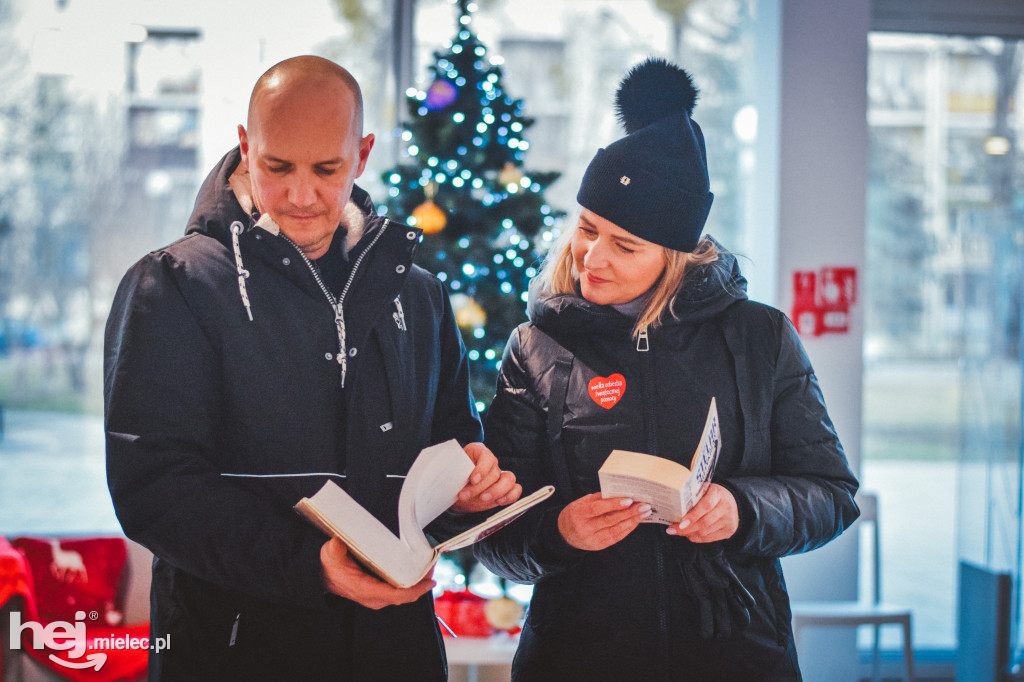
577,58,713,253
616,58,699,134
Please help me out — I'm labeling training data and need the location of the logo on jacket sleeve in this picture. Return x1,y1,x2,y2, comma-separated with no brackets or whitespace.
588,374,625,409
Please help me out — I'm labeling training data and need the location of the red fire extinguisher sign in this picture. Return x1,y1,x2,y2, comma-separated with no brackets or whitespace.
791,267,857,337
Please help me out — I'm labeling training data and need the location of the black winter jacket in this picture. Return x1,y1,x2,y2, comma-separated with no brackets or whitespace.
475,250,859,682
104,148,483,680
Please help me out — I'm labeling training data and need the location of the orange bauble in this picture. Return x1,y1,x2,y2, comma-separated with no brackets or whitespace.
498,162,523,189
450,293,487,330
484,596,524,632
412,200,447,235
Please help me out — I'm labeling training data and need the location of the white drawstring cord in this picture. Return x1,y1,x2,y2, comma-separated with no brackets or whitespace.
230,221,254,322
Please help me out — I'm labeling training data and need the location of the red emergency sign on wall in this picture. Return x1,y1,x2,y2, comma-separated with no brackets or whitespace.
790,267,857,337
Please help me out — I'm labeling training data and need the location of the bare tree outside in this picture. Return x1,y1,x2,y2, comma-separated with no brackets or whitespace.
0,4,129,412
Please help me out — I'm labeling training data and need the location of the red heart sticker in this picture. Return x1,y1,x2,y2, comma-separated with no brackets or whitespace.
588,374,626,409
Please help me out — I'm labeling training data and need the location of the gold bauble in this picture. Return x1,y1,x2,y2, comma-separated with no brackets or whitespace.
412,200,447,235
450,293,487,330
484,596,524,631
497,162,523,189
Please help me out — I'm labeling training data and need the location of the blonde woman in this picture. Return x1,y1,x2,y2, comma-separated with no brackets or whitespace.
475,59,859,681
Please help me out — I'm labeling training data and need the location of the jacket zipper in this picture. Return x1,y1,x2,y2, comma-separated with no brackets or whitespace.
279,219,390,387
638,331,658,458
638,326,669,679
655,541,670,681
636,327,649,352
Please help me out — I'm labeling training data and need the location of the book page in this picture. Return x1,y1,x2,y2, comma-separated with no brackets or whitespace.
678,397,721,514
436,485,555,553
396,439,475,556
295,440,546,589
597,398,722,524
599,460,691,524
295,481,434,587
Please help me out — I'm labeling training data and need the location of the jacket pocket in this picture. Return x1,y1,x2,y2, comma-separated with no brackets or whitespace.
153,564,248,679
763,557,793,645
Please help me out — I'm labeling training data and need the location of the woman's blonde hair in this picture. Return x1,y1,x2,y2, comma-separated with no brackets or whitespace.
537,216,720,339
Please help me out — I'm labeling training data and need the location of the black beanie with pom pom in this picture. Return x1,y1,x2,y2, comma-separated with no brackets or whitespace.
576,58,713,253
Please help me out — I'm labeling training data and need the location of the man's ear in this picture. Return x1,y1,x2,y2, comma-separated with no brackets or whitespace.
354,133,375,178
238,124,250,166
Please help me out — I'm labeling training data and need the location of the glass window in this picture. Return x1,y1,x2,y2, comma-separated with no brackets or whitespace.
865,31,1024,653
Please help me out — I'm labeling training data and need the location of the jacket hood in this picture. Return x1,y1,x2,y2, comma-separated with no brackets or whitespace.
186,148,248,242
527,238,748,338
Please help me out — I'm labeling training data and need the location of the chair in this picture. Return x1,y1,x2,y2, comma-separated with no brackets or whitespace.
790,492,914,682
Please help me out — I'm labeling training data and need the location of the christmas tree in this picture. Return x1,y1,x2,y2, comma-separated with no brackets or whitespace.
380,0,565,409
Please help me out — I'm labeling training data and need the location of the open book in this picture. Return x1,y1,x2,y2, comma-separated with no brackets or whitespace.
295,439,554,588
598,397,721,525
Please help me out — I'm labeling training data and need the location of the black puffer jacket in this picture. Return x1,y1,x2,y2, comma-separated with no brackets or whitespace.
475,249,859,681
104,148,482,680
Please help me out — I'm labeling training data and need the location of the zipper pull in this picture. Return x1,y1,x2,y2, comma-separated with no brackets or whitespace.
636,327,649,352
334,303,348,388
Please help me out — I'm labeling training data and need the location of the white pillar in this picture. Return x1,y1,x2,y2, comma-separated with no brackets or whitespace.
756,0,871,679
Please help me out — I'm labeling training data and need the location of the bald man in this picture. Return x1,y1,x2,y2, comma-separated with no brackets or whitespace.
105,56,519,680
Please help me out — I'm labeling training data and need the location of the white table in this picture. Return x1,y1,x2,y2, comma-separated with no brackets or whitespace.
444,635,518,682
